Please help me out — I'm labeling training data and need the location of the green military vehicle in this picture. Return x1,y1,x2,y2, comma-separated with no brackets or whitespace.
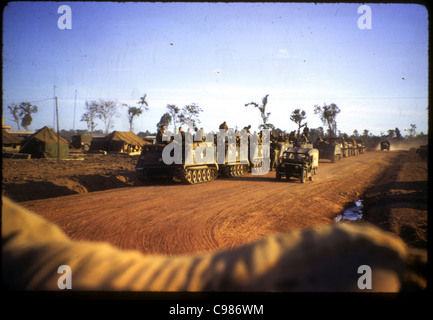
356,139,366,154
349,138,359,156
217,141,251,177
327,137,349,158
276,147,319,183
313,139,342,163
380,140,390,151
135,141,219,184
71,135,93,152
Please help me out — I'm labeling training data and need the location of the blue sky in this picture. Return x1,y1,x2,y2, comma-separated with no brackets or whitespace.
2,2,429,136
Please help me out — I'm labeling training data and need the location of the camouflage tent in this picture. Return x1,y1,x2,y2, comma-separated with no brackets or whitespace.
90,131,151,153
19,126,69,159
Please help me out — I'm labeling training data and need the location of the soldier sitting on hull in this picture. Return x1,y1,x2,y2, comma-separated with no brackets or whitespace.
300,133,309,144
288,131,296,144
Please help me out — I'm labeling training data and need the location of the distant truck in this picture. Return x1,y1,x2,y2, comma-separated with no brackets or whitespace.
276,147,319,183
71,135,93,152
380,140,390,151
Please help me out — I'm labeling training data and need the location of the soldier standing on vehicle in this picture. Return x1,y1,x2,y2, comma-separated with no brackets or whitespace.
303,123,310,139
179,127,186,141
219,121,228,132
278,132,284,142
156,125,167,144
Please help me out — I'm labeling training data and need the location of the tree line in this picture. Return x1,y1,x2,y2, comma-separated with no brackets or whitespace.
6,94,425,149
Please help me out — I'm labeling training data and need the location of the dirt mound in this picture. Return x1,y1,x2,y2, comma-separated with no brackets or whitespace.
2,152,140,202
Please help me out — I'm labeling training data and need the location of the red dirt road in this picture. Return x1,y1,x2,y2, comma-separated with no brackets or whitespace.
18,150,406,256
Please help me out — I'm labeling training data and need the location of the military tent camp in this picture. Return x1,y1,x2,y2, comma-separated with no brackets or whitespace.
89,131,150,153
19,126,69,159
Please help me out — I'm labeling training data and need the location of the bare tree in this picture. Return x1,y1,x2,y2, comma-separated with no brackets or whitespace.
81,101,99,135
408,123,417,137
7,104,21,130
245,94,272,129
314,103,341,137
95,100,119,135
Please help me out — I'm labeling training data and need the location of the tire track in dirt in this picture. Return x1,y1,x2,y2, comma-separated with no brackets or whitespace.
20,151,400,256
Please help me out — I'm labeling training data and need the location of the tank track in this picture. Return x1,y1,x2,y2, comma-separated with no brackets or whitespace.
180,167,219,184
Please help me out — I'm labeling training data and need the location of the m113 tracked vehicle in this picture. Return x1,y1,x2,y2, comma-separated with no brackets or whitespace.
313,139,342,163
135,141,219,184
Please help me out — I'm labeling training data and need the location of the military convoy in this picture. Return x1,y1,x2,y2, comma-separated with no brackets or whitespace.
135,131,367,185
135,136,267,184
314,137,367,161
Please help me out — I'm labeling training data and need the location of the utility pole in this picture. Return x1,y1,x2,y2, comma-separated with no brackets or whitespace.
73,89,77,131
55,96,60,160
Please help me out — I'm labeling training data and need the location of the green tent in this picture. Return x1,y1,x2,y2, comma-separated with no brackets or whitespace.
19,126,69,159
90,131,150,153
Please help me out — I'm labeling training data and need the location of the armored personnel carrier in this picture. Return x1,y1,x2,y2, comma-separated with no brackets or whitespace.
276,147,319,183
349,138,359,156
356,139,366,154
135,141,219,184
217,142,250,177
314,139,342,163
